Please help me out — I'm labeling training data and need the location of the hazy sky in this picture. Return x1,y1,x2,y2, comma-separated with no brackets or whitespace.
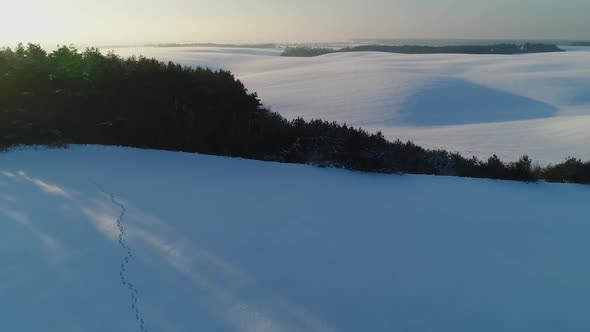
2,0,589,45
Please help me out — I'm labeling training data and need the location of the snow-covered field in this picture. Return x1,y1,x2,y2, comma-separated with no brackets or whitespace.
107,46,590,163
1,145,589,332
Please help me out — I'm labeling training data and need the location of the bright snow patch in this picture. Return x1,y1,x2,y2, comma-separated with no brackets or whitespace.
107,47,590,163
1,145,589,332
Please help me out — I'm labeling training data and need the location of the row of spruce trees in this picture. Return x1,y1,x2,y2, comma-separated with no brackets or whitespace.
1,44,589,184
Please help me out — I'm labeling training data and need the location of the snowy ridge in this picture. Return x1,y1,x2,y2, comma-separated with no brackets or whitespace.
1,145,589,332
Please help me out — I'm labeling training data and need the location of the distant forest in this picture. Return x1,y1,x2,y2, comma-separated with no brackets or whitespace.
1,44,589,184
571,42,590,46
281,43,564,57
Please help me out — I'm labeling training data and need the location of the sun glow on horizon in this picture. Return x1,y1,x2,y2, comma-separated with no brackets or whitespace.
1,0,589,46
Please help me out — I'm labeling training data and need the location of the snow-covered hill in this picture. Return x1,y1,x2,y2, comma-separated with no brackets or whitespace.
107,46,590,163
1,146,589,332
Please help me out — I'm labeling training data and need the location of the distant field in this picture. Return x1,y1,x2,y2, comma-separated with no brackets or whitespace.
107,46,590,164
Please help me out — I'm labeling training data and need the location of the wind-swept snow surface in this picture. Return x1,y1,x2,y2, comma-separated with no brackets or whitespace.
108,47,590,163
1,146,589,332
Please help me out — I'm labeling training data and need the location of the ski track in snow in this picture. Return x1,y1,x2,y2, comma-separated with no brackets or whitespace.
91,180,149,332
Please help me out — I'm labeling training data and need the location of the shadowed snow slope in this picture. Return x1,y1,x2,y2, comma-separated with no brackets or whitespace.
398,78,558,125
107,47,590,163
1,146,589,332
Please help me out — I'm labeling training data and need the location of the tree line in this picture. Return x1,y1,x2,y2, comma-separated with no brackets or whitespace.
1,43,588,184
281,43,564,57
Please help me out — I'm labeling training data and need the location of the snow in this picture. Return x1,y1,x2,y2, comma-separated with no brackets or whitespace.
106,46,590,163
1,145,590,332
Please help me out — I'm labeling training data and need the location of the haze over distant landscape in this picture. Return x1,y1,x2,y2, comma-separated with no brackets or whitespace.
2,0,589,45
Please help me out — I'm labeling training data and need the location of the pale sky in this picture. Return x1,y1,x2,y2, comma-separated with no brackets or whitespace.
1,0,589,45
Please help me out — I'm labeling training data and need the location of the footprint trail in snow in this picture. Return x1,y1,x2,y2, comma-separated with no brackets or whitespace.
91,180,149,332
